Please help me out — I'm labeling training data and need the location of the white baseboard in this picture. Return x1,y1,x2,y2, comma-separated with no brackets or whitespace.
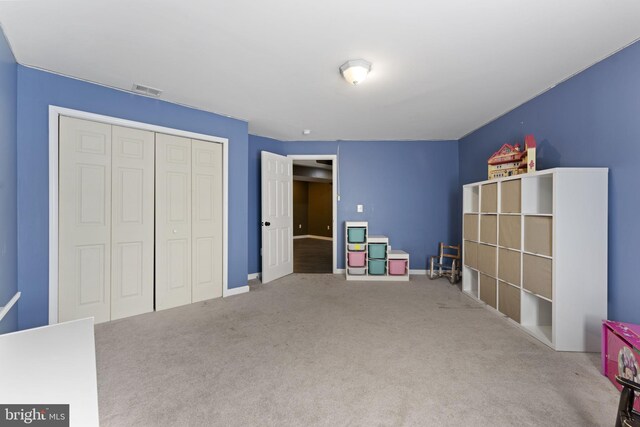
224,285,250,297
293,235,333,241
247,273,261,281
336,269,345,274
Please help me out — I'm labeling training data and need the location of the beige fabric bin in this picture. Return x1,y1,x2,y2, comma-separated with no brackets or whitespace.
499,215,521,250
523,254,552,300
498,248,521,286
463,214,479,241
501,180,521,213
524,216,552,256
464,241,478,269
478,244,497,277
480,215,497,245
499,281,521,323
481,183,498,213
480,273,497,309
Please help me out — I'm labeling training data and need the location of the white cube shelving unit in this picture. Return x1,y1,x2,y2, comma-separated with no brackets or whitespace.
462,168,608,352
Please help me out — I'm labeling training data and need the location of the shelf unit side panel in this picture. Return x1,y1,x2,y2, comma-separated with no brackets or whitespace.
553,171,608,352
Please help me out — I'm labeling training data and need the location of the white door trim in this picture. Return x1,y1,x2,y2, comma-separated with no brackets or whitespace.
48,105,230,325
287,154,338,274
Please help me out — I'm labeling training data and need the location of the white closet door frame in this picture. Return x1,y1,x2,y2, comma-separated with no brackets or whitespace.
48,106,237,325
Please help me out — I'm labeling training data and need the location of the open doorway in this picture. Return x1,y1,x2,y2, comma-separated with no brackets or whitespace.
289,155,337,274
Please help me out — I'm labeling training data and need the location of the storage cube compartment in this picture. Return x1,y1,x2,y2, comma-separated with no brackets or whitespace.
347,251,366,267
388,259,408,276
368,243,387,259
348,267,366,276
477,244,497,277
463,214,479,241
481,183,498,213
498,248,521,286
347,243,365,251
522,175,553,215
499,215,521,250
479,273,497,309
521,292,552,344
498,281,521,323
523,254,552,300
501,179,521,213
464,185,480,213
347,227,366,243
524,216,552,256
462,266,479,298
480,215,497,244
368,259,386,275
464,241,478,269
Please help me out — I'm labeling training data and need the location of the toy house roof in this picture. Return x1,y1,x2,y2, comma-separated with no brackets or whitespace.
488,135,536,165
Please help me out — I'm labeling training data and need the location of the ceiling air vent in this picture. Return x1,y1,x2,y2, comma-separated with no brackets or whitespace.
132,83,162,97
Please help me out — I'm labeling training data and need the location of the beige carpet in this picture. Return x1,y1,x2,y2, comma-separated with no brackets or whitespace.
95,274,618,426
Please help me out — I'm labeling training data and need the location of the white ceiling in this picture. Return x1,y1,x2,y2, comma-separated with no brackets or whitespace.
1,0,639,141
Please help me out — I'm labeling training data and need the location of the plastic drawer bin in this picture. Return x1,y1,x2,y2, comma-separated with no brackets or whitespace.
348,243,365,251
347,227,366,243
348,252,366,267
348,267,366,275
368,243,387,259
368,259,386,275
388,259,407,276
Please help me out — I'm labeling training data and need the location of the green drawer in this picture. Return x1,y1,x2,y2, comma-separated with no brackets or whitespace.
368,259,386,275
368,243,387,259
347,227,366,243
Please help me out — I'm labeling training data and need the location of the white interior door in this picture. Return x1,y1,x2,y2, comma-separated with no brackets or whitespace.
191,139,223,302
59,116,112,323
261,151,293,283
155,133,192,310
110,125,155,320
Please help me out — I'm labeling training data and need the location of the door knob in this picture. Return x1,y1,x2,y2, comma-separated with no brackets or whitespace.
264,222,271,226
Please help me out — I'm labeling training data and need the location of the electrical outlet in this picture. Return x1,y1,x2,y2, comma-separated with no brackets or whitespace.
298,224,302,229
327,225,330,230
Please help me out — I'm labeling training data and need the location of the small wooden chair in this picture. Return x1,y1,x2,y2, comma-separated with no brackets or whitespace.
428,242,461,284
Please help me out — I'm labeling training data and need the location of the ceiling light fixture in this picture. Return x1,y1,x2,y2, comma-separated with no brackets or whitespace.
339,59,371,85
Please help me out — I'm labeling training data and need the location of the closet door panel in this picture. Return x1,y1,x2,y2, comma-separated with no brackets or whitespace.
156,134,192,310
191,140,223,302
111,126,155,320
59,116,112,323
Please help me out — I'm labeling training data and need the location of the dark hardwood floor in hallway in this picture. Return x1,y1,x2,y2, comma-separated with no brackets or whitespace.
293,238,332,273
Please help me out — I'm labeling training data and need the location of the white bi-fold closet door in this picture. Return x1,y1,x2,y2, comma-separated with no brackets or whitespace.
154,135,223,310
58,116,223,324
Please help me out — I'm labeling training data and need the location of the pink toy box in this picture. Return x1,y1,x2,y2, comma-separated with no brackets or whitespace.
347,252,366,268
388,259,407,276
602,320,640,412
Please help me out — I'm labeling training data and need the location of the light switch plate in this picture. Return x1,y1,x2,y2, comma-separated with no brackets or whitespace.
357,204,363,213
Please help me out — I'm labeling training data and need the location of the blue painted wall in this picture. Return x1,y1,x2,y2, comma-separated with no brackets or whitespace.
459,40,640,324
249,135,460,274
16,66,249,330
0,27,18,334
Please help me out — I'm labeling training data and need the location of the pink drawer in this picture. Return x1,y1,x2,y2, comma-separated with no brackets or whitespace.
348,252,366,267
602,320,640,413
388,259,407,276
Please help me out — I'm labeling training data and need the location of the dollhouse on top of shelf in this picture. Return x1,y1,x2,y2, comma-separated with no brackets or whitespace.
487,135,537,179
